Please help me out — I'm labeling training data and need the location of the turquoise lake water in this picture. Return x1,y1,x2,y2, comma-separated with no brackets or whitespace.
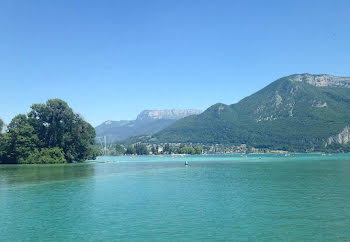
1,154,350,241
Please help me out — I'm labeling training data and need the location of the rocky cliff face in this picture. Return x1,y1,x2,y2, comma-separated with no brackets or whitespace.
136,109,202,121
327,126,350,145
289,74,350,88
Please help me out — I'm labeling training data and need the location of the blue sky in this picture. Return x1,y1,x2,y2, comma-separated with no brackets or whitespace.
1,0,350,126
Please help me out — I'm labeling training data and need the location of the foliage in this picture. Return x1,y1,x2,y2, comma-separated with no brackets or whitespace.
114,144,126,155
0,99,96,164
125,146,136,155
176,146,203,155
123,143,150,155
134,143,149,155
0,115,39,164
28,99,96,162
25,147,67,164
88,146,100,160
163,143,172,154
176,146,196,154
194,146,203,154
151,146,158,155
98,143,202,156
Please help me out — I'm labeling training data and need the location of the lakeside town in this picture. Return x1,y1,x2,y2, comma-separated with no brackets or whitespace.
99,142,293,156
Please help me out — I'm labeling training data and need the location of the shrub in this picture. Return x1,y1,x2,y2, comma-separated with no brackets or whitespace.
24,147,67,164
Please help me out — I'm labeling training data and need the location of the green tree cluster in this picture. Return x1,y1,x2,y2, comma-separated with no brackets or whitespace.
163,143,172,154
151,146,158,155
114,144,126,155
176,146,203,155
0,99,96,164
135,143,149,155
26,147,67,164
125,146,136,155
124,143,149,155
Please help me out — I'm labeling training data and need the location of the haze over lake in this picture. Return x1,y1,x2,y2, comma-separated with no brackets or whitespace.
1,154,350,241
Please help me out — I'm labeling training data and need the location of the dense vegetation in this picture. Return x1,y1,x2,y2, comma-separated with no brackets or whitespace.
125,143,150,155
151,74,350,152
175,146,203,154
0,99,97,164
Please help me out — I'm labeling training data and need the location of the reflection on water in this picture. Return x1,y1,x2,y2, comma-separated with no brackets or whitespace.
1,154,350,241
0,160,188,189
1,153,350,188
0,163,96,188
1,153,350,189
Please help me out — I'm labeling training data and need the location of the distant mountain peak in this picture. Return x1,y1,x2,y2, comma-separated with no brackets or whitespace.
136,109,202,121
95,109,202,142
287,73,350,88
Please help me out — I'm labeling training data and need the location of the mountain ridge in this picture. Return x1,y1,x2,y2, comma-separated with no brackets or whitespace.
136,109,202,121
150,74,350,152
95,109,202,142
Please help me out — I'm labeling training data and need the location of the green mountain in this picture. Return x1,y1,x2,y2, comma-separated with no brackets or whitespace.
152,74,350,152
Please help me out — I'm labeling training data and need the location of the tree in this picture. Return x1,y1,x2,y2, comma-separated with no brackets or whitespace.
0,99,96,164
176,146,196,155
151,146,157,155
0,115,39,163
175,146,203,155
114,144,126,155
163,143,172,154
28,99,96,162
125,146,136,155
134,143,149,155
194,146,203,154
25,147,67,164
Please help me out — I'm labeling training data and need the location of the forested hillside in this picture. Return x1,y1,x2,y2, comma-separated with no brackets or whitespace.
153,74,350,152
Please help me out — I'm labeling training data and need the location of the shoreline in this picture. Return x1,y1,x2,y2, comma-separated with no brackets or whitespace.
1,152,345,166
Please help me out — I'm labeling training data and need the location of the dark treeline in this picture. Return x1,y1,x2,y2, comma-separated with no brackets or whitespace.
125,143,149,155
102,143,150,156
0,99,97,164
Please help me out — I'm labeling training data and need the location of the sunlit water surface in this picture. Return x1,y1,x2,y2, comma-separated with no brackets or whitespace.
1,154,350,241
